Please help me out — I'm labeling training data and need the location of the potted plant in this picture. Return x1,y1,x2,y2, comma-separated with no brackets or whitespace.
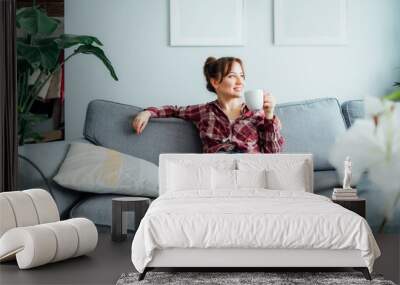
17,1,118,145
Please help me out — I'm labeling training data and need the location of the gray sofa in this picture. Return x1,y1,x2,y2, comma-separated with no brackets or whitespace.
18,97,368,230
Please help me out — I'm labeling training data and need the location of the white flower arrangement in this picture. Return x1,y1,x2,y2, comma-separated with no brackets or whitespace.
329,96,400,232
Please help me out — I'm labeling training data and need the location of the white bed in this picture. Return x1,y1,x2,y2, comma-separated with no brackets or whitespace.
131,154,380,280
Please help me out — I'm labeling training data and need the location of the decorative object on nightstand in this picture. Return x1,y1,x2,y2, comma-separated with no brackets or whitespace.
331,157,365,217
332,188,358,200
112,197,151,242
332,156,359,200
342,156,352,189
332,198,366,218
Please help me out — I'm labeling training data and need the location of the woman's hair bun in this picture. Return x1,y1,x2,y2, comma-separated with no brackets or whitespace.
203,57,218,93
204,57,217,77
205,56,217,66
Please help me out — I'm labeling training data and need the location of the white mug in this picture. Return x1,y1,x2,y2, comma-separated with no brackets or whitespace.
244,89,264,111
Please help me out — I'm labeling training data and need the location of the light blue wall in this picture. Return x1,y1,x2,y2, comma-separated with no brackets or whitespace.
65,0,400,139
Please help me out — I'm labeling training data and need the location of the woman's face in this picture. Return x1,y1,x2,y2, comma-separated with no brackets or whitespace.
212,61,245,98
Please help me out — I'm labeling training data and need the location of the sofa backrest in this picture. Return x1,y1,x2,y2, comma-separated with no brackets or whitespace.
341,100,364,128
275,98,347,171
84,98,348,170
84,100,202,165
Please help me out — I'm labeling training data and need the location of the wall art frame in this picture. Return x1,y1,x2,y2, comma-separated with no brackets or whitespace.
170,0,245,46
273,0,347,46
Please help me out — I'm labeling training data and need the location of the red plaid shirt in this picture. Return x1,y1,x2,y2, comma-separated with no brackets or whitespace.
146,100,285,153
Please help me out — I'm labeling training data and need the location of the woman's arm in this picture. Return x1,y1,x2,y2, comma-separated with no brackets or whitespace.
145,104,203,121
132,104,204,134
257,115,285,153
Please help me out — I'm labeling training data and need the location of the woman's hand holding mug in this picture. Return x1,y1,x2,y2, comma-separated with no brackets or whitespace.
244,89,276,119
263,91,276,119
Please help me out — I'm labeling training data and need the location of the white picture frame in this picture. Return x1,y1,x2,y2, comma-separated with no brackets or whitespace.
273,0,347,46
170,0,245,46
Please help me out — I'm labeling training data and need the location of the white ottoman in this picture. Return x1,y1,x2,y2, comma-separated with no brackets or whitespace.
0,189,98,269
0,188,59,236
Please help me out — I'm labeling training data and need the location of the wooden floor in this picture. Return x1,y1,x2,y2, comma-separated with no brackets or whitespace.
0,227,398,285
374,233,400,284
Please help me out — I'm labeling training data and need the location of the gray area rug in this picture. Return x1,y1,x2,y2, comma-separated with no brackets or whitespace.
116,271,396,285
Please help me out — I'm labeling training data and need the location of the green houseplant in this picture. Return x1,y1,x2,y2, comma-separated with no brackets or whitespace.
17,2,118,145
384,81,400,101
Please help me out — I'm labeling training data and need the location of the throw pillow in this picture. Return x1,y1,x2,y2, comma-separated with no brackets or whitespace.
53,143,158,197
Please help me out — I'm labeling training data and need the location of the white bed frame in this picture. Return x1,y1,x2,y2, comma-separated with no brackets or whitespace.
139,154,371,280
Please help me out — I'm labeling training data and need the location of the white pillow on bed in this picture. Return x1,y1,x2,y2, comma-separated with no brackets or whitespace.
237,169,268,189
166,163,212,191
212,169,268,190
166,159,235,192
237,158,309,192
212,169,236,189
266,166,307,191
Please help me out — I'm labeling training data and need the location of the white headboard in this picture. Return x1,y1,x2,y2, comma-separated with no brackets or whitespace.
159,153,314,195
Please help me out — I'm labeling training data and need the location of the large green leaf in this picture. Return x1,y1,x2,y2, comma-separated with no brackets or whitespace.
384,90,400,102
16,7,59,35
17,40,60,71
18,112,47,144
55,34,103,49
17,59,32,108
18,112,48,124
74,45,118,81
16,38,38,69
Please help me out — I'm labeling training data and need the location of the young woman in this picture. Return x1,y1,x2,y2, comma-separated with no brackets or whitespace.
132,57,284,153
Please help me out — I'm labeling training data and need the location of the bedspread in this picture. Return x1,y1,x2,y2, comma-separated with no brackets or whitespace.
131,190,380,273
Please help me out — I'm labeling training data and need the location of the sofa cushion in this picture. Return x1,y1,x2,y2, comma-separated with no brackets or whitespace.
18,140,89,219
84,100,202,166
53,142,158,197
275,98,347,171
341,100,364,128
